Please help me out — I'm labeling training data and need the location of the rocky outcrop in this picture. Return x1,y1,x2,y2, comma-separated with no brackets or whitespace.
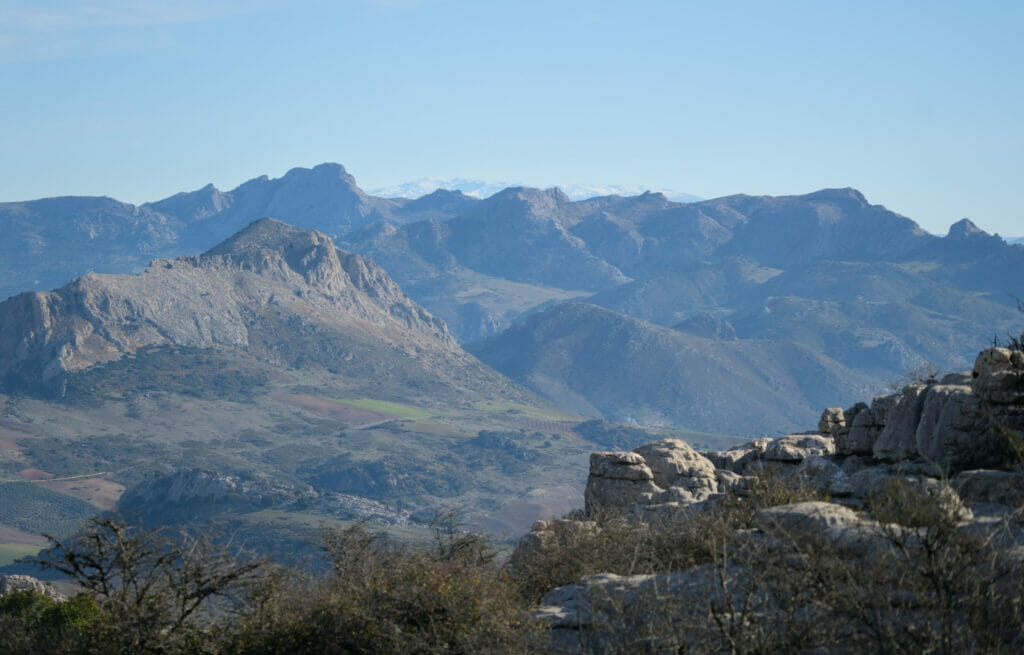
583,441,720,516
0,575,65,601
818,348,1024,471
527,345,1024,652
535,564,747,654
583,452,660,515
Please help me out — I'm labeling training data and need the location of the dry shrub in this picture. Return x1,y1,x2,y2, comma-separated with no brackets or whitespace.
226,521,537,654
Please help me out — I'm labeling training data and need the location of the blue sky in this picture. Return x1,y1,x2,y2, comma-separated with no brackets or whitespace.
1,0,1022,236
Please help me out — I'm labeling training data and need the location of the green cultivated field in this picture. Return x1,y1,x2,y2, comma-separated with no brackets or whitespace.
0,482,99,537
0,543,41,567
337,398,441,419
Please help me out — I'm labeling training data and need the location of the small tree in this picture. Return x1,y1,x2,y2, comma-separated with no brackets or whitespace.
25,516,263,653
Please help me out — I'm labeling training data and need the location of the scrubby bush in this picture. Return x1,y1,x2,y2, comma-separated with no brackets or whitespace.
509,471,1024,654
6,468,1023,653
22,516,263,654
0,590,100,654
225,519,536,654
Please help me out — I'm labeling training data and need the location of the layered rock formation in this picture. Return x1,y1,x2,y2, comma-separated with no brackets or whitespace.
525,345,1024,652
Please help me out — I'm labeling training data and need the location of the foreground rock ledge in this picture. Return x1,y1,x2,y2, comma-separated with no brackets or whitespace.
522,346,1024,653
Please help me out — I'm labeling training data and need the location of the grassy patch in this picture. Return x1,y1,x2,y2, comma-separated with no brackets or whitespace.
0,542,41,567
473,400,579,421
337,398,440,420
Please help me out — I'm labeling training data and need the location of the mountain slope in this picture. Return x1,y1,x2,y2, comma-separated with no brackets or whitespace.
1,220,650,547
469,302,876,436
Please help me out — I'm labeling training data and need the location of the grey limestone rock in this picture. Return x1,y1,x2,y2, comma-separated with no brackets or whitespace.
794,456,854,497
873,384,929,461
633,439,718,497
818,407,846,438
841,393,899,455
764,433,835,462
913,384,984,468
535,563,747,654
584,452,659,515
954,469,1024,507
754,501,906,556
972,347,1024,404
0,575,65,601
510,518,600,568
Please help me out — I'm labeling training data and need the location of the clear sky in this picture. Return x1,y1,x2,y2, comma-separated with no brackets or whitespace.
1,0,1021,236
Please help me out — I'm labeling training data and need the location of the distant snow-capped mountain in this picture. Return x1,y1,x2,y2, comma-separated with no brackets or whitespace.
1007,236,1024,245
370,178,701,203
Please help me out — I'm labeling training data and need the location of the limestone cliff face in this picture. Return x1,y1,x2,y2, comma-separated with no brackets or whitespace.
0,218,457,395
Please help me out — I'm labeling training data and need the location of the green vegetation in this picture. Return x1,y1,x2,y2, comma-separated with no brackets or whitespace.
0,589,102,654
0,544,42,567
472,400,577,422
336,398,440,419
0,482,98,537
64,346,283,405
6,471,1022,653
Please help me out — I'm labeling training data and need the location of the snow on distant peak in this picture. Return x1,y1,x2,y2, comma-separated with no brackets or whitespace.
557,184,702,203
370,178,701,203
370,178,513,200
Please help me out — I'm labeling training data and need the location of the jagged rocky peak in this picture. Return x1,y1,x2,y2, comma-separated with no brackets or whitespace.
145,182,232,221
946,217,989,239
476,185,572,219
0,218,454,395
277,163,365,198
205,217,426,307
805,187,868,204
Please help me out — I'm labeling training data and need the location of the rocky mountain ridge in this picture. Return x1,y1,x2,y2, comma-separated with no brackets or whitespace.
4,165,1022,439
0,218,482,397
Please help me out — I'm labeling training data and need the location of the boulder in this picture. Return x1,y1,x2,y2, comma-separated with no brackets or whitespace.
584,452,660,515
818,407,846,437
972,347,1024,404
941,371,972,386
794,456,854,497
841,394,898,455
954,469,1024,507
510,518,600,567
754,501,902,556
633,439,718,497
847,468,972,521
847,466,894,499
873,384,929,461
535,563,748,654
702,438,773,474
764,433,834,462
716,469,757,496
913,384,991,470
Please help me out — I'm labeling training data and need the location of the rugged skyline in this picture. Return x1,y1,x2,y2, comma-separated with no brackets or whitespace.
1,2,1021,236
4,164,1022,436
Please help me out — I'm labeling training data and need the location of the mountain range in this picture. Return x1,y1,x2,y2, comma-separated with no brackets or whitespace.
2,163,1022,439
370,178,703,203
